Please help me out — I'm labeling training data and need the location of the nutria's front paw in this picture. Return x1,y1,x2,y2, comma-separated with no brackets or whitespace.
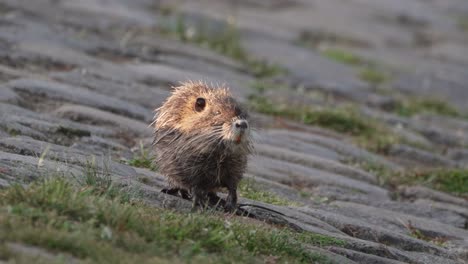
224,203,237,213
224,196,237,213
207,192,225,207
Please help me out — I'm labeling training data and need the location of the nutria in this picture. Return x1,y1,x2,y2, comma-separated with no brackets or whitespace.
152,81,252,211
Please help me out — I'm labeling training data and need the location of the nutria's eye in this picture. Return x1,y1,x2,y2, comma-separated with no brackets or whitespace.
195,98,206,112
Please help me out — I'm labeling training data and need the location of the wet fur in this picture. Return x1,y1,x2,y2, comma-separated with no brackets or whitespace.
153,81,252,211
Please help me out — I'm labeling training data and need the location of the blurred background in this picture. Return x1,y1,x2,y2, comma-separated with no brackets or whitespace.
0,0,468,263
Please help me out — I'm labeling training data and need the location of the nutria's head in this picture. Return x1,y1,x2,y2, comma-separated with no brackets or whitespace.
154,81,251,151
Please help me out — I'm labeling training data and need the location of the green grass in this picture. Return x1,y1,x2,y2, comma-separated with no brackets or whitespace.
6,128,20,137
393,97,460,118
350,160,395,187
238,179,298,206
319,48,389,85
354,160,468,197
403,220,448,247
358,68,387,85
321,49,363,66
0,172,343,263
457,16,468,32
248,95,369,134
248,88,399,152
56,126,91,138
127,142,157,171
393,169,468,197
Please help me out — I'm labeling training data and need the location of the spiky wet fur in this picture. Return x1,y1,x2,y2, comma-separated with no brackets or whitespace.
153,81,252,211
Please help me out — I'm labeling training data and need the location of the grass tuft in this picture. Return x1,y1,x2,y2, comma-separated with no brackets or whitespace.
248,86,399,153
393,97,460,117
0,175,343,263
319,48,389,85
403,220,448,247
321,48,362,66
127,142,157,171
238,179,298,206
358,68,387,85
457,16,468,32
355,160,468,197
395,169,468,196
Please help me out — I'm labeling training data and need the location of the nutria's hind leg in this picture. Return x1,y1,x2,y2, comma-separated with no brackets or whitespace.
191,187,208,211
161,188,191,200
207,192,225,207
225,186,237,212
179,189,191,199
161,188,180,195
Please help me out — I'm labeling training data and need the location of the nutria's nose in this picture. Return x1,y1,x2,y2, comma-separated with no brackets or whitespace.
234,120,248,130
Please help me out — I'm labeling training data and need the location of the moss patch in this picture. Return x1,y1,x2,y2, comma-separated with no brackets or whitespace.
56,126,91,138
355,160,468,197
457,16,468,32
403,220,449,247
248,84,399,153
0,174,344,263
317,48,389,85
392,97,460,118
321,48,363,66
394,169,468,197
358,68,387,85
350,160,394,187
238,179,298,206
127,142,157,171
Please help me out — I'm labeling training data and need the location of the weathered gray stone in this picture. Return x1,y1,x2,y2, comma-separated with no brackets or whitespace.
447,148,468,165
0,151,83,185
305,245,359,264
0,136,137,178
328,247,406,264
124,63,249,99
394,68,468,112
257,131,343,162
266,129,402,170
243,33,374,102
51,69,171,110
61,0,156,26
71,135,128,155
298,206,454,257
373,200,467,229
406,115,468,148
249,155,389,201
0,130,8,138
398,186,468,208
255,143,378,184
388,144,458,168
0,86,19,104
0,103,114,144
54,104,152,137
335,201,468,243
6,243,80,264
133,167,167,189
8,78,152,121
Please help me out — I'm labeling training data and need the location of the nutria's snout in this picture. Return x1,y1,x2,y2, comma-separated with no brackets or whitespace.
231,119,249,144
234,119,248,130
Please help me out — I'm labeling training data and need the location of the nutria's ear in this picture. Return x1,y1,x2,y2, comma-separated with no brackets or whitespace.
195,97,206,112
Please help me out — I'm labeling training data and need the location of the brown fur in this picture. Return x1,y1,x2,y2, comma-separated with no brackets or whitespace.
153,81,252,211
